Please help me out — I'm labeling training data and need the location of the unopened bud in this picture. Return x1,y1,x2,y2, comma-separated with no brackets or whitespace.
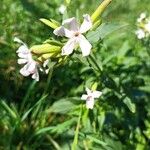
30,44,60,54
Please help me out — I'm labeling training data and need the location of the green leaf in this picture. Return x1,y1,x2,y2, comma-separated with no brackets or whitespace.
40,18,59,29
35,118,76,135
123,97,136,113
87,23,128,43
50,98,77,114
0,100,17,119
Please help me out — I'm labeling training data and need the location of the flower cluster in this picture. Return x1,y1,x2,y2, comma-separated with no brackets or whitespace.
14,37,40,81
135,13,150,39
14,0,113,109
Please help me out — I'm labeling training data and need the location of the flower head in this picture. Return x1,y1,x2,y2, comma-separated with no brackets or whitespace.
58,4,66,14
53,14,92,56
136,13,150,39
137,12,146,23
81,87,102,109
14,37,39,81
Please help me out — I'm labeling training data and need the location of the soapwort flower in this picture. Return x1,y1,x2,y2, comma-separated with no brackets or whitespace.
58,4,66,14
81,87,102,109
136,13,150,39
14,37,39,81
53,14,92,56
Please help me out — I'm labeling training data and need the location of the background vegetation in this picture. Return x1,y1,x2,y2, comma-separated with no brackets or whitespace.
0,0,150,149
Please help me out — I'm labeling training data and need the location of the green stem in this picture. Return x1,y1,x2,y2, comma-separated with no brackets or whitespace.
89,55,102,74
91,0,112,23
71,105,83,150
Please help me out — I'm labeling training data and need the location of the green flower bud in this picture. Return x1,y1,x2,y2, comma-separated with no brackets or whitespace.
30,44,61,54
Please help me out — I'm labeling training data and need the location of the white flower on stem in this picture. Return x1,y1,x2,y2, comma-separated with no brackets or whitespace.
14,37,39,81
137,13,146,23
135,29,145,39
81,87,102,109
58,4,66,14
53,14,92,56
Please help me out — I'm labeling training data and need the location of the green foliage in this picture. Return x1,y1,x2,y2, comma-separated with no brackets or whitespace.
0,0,150,150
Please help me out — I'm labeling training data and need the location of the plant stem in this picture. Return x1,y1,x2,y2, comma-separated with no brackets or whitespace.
89,55,102,74
91,0,112,23
71,105,83,150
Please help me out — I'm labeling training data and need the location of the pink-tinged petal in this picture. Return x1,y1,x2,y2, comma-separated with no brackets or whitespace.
93,91,102,98
27,61,37,74
81,94,88,100
32,69,39,81
79,35,92,56
17,58,28,64
20,64,30,77
53,26,73,38
86,97,94,109
62,17,79,31
61,38,76,55
80,14,92,33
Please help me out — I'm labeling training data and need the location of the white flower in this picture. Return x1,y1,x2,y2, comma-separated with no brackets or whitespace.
14,37,39,81
137,13,146,23
58,4,66,14
135,29,145,39
81,87,102,109
53,14,92,56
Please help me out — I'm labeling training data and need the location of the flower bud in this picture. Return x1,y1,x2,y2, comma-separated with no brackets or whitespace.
30,44,61,54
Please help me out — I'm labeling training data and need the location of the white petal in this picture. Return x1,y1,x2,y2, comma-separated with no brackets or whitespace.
14,37,25,45
45,69,50,74
62,17,79,31
86,87,91,95
86,98,94,109
20,64,30,76
137,13,146,22
43,59,49,68
53,26,73,38
92,91,102,98
17,58,28,64
79,35,92,56
81,94,88,100
58,5,66,14
135,29,145,39
16,45,29,54
18,52,29,59
32,69,39,81
80,14,92,33
61,38,76,55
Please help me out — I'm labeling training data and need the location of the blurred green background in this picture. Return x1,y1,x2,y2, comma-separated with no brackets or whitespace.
0,0,150,149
